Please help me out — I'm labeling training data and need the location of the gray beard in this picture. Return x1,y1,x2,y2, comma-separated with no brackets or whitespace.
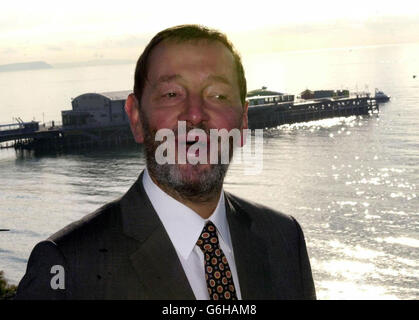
148,160,229,202
140,111,232,203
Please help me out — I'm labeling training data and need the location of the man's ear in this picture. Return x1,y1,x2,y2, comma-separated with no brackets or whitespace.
240,101,249,147
125,93,144,144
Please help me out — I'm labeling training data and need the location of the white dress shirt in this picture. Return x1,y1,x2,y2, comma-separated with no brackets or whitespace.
142,168,242,300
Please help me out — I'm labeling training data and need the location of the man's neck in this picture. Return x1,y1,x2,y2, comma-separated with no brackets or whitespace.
148,172,221,219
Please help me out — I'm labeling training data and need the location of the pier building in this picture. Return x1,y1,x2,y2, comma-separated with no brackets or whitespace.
62,90,131,128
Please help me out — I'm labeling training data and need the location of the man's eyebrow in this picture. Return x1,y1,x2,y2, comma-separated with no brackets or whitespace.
155,74,232,86
156,74,182,84
206,75,232,86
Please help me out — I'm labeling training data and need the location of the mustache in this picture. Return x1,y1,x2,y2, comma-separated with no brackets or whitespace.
174,123,211,138
150,123,213,145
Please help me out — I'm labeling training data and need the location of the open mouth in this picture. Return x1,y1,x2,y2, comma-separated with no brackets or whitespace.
186,140,196,147
186,137,210,160
174,131,212,161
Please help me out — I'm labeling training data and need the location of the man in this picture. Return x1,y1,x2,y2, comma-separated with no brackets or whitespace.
15,25,316,300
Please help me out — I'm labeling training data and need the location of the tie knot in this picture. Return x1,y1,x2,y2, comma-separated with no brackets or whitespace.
196,221,219,252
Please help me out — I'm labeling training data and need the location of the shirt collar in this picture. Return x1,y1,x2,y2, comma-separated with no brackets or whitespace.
142,168,231,260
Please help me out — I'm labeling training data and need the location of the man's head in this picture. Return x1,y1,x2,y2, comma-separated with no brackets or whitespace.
125,24,248,203
133,24,247,107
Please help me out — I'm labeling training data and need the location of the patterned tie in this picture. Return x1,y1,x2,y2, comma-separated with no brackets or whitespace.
196,221,238,300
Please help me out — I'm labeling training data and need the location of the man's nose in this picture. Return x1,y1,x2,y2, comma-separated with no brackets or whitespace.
178,93,209,125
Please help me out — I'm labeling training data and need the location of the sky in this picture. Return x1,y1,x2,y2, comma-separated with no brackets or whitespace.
1,0,419,65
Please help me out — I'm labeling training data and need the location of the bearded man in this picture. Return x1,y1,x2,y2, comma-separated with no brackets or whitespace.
15,25,316,300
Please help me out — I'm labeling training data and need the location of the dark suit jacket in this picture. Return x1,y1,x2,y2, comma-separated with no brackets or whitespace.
15,172,316,300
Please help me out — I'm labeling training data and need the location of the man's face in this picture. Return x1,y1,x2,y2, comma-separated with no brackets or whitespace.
130,39,248,200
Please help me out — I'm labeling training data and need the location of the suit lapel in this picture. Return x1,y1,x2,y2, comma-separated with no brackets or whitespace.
120,172,195,299
129,226,195,299
225,192,274,299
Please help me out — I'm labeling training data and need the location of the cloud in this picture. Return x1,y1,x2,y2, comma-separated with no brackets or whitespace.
93,52,104,59
2,48,17,54
101,34,151,49
232,14,419,53
46,45,62,51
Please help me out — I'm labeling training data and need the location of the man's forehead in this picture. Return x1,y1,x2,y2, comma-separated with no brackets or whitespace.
155,74,233,86
147,39,238,83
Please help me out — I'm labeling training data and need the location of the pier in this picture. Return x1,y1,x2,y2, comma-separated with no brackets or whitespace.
0,124,133,152
248,96,378,129
0,90,380,153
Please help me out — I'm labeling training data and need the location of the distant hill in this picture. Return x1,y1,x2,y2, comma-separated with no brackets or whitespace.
0,61,53,72
53,59,135,68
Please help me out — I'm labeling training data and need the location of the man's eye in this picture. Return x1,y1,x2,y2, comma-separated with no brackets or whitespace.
214,94,227,100
164,92,177,98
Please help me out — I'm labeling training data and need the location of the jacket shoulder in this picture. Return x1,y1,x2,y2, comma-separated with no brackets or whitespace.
225,191,305,247
225,192,296,226
15,240,69,300
48,198,122,246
